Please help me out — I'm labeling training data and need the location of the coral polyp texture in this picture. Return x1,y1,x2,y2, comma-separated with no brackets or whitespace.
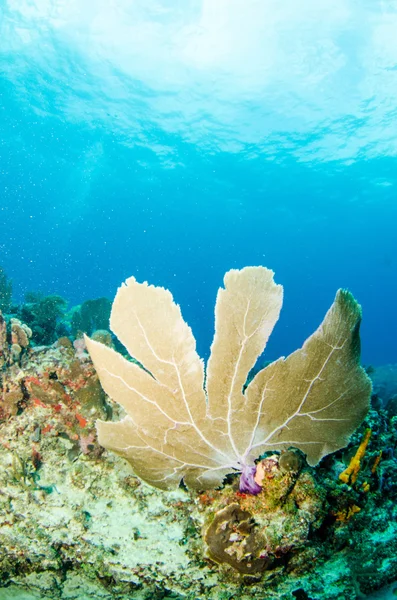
86,266,372,491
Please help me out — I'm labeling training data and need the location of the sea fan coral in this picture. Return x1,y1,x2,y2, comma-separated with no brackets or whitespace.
85,267,371,491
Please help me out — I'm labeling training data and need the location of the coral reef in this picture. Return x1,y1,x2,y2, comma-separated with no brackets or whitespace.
0,267,12,313
70,297,111,337
0,393,396,599
370,364,397,403
370,364,397,417
0,334,396,599
19,293,68,345
203,454,326,575
0,272,395,599
0,312,32,421
0,324,107,434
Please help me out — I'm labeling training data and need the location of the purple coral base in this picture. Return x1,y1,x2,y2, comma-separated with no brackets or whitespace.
239,465,262,495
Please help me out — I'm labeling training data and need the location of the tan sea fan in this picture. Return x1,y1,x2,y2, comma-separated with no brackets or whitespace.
85,267,371,491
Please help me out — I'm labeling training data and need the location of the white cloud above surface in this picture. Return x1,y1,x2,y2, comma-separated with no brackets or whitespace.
2,0,397,162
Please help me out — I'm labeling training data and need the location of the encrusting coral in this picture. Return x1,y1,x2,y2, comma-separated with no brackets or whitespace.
0,312,33,420
85,266,372,492
202,452,326,575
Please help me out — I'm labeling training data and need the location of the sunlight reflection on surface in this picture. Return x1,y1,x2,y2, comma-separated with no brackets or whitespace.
2,0,397,161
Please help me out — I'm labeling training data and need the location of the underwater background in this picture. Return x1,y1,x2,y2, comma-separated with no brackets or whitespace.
1,0,396,367
1,3,397,600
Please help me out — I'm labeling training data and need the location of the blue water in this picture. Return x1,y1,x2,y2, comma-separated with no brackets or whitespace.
1,1,396,366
